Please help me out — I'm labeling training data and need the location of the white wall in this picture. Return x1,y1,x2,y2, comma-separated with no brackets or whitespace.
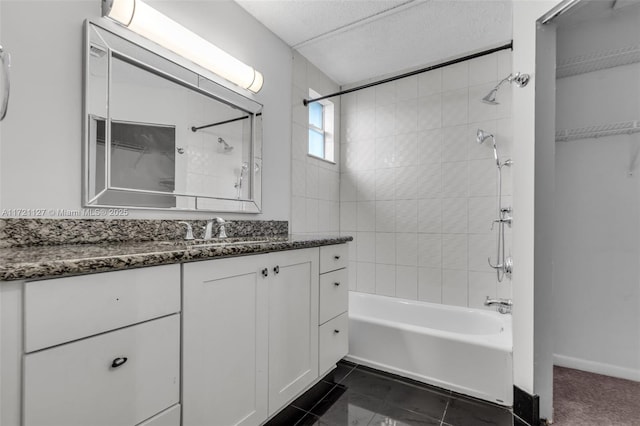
0,0,292,220
553,6,640,381
290,51,341,236
338,52,514,308
533,18,557,421
511,0,563,405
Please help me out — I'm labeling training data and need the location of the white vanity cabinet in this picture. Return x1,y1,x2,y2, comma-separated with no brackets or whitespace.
267,248,319,415
182,253,270,426
20,265,182,426
0,243,349,426
318,245,349,375
182,247,320,425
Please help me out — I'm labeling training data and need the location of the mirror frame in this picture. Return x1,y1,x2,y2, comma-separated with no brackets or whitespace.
83,19,264,213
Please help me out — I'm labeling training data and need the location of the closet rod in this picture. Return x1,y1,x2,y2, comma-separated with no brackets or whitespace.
303,41,513,106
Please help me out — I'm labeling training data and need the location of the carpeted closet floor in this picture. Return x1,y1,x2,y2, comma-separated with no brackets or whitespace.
553,366,640,425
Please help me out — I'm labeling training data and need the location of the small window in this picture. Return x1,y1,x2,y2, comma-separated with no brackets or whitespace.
308,89,334,163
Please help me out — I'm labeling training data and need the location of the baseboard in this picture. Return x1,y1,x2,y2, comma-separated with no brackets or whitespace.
513,386,539,426
553,354,640,382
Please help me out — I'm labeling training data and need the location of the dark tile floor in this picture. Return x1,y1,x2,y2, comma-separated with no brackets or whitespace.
266,360,518,426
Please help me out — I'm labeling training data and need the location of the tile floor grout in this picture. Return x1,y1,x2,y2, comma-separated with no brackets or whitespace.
439,398,450,426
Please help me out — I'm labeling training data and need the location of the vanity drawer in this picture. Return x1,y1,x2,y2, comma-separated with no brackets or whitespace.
319,268,348,324
319,244,348,274
23,314,180,426
24,264,180,352
137,404,181,426
319,312,348,375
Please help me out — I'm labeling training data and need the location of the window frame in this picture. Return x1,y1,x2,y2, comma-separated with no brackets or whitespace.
307,88,335,164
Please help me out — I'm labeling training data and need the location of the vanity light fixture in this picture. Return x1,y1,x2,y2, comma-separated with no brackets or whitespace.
101,0,264,93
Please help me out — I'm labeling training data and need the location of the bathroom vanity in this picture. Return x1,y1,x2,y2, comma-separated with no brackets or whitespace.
0,222,351,426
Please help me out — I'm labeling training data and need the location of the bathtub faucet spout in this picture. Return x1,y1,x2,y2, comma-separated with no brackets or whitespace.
484,297,512,314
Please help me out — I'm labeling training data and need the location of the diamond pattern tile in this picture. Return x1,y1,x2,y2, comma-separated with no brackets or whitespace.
442,269,468,307
418,267,442,303
396,233,418,266
394,133,418,167
396,266,418,300
418,129,442,164
418,198,442,234
441,124,469,162
396,99,418,135
375,233,396,265
395,199,418,233
375,264,396,296
418,94,442,130
442,88,469,127
418,234,442,268
441,197,468,234
442,234,468,270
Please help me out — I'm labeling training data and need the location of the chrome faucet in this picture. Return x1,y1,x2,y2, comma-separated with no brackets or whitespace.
203,217,227,240
215,217,227,238
484,297,512,314
178,222,194,240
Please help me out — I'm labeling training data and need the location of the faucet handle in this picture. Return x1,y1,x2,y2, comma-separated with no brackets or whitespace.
213,217,228,238
178,222,194,240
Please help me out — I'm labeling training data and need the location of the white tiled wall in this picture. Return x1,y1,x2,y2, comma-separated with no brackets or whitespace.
340,51,513,309
291,52,341,235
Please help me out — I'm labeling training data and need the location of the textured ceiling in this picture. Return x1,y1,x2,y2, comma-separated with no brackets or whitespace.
235,0,513,85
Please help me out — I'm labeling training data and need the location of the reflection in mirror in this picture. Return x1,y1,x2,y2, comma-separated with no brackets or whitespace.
84,20,263,212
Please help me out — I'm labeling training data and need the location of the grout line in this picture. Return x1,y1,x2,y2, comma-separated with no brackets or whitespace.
440,399,450,426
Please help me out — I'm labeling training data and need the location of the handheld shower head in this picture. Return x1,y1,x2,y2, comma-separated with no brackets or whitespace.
477,128,499,166
476,129,493,144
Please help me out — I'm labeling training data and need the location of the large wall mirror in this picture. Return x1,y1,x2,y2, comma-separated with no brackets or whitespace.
84,20,263,213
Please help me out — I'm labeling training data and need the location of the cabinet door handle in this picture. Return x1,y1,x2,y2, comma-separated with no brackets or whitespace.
334,255,341,260
273,265,279,274
111,357,128,368
334,282,340,287
333,329,340,334
261,268,269,277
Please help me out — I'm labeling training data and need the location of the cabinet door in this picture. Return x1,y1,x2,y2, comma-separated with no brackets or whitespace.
183,255,269,426
268,248,319,414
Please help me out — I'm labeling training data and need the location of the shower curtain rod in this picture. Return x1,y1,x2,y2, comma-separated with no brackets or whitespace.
190,112,262,132
303,41,513,106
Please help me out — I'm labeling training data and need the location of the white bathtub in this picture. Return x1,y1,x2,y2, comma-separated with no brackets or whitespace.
346,291,513,406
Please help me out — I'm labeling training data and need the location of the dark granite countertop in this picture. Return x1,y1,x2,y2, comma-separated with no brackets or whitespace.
0,234,352,282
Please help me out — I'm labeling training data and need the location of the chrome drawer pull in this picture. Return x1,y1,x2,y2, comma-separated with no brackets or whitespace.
334,329,340,334
273,265,280,274
111,357,128,368
261,268,268,277
334,255,341,260
334,282,340,287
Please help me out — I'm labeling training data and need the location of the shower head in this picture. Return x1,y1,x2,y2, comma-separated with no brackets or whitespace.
476,129,494,144
481,72,531,105
218,137,233,152
481,89,499,105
